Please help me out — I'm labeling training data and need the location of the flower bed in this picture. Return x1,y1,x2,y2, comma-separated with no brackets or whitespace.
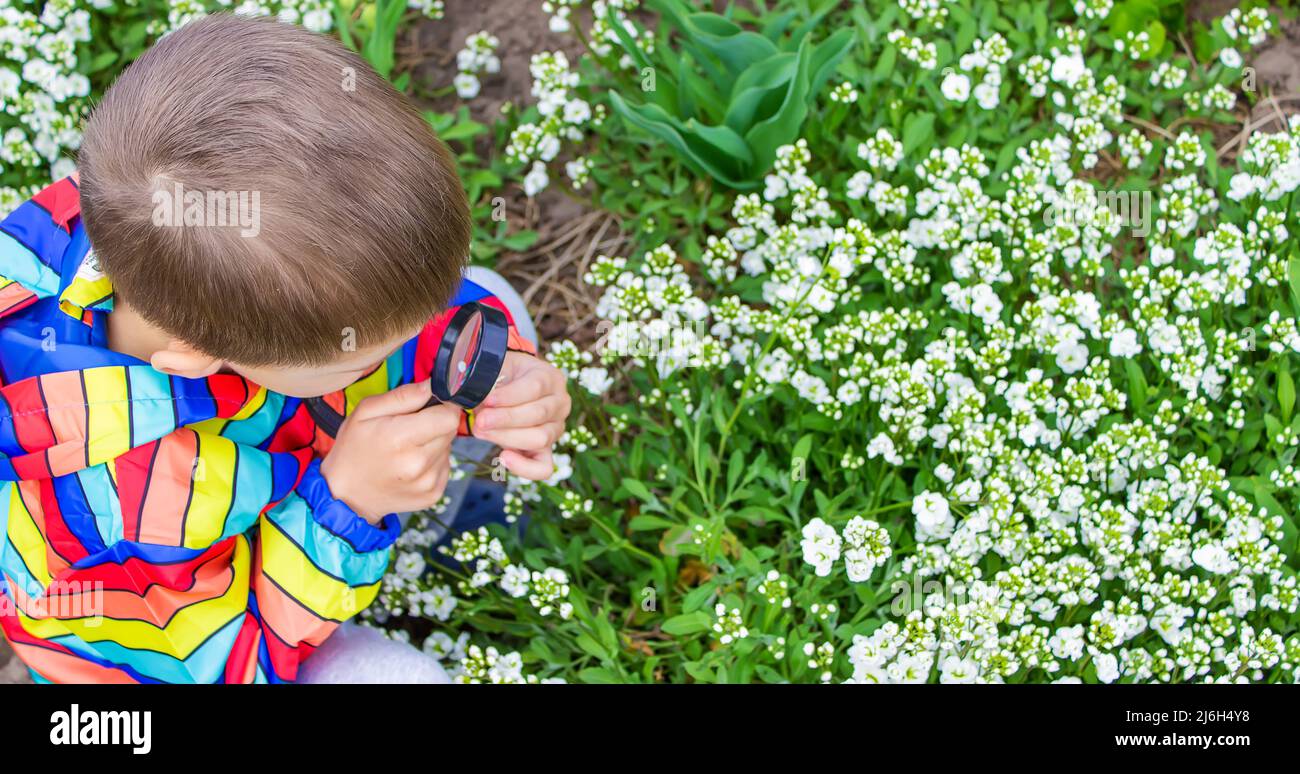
372,0,1300,684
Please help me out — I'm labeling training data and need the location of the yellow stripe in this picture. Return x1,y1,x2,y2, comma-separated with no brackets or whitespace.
258,522,378,620
343,362,390,415
231,385,267,421
82,367,132,467
182,433,238,549
58,273,114,317
7,484,52,587
16,536,252,659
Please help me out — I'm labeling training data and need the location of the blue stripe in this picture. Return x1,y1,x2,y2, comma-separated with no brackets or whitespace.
51,472,108,555
0,198,70,274
127,367,179,446
37,632,163,683
0,231,62,299
70,539,210,570
449,277,489,306
75,465,124,547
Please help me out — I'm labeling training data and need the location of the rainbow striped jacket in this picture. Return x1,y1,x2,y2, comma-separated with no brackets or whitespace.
0,177,533,683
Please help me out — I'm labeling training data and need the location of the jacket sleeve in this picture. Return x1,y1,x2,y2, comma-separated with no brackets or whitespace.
250,457,400,682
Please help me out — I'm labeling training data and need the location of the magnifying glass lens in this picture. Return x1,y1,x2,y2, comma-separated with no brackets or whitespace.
446,309,483,396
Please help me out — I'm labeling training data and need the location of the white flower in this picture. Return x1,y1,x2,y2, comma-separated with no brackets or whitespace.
800,518,842,577
1226,172,1258,201
302,8,332,32
939,656,979,683
577,366,614,395
1218,47,1242,69
500,565,530,598
940,71,971,102
912,491,953,541
394,551,426,579
1049,625,1086,660
1054,341,1089,374
522,161,549,197
1108,328,1141,358
1095,653,1120,683
1191,543,1236,574
453,72,481,100
1049,53,1087,87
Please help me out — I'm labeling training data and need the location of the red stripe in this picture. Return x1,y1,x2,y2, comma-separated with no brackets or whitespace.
30,177,81,232
36,478,89,565
63,538,234,594
0,283,38,322
207,374,251,419
224,611,263,684
415,309,453,382
267,402,315,453
262,623,310,681
113,440,157,543
3,378,57,456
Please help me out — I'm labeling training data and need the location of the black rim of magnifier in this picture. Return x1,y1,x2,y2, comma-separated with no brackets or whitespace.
431,300,510,409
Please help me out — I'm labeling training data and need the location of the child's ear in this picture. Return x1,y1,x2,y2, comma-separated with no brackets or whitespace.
150,340,223,379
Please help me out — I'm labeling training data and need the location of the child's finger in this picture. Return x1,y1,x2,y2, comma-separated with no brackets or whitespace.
473,395,565,431
481,369,553,408
405,402,463,444
473,422,562,452
499,448,554,480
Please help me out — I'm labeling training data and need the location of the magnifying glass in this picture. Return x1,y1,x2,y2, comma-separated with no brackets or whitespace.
305,301,511,439
429,300,510,409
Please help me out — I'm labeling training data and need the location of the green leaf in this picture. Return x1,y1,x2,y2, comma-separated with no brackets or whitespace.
1280,368,1296,424
682,582,716,613
84,51,119,74
682,13,781,77
1287,253,1300,314
609,92,753,187
500,230,539,252
902,111,936,156
661,611,712,635
622,477,655,501
577,667,624,684
1252,477,1286,520
575,632,610,660
1125,360,1149,411
872,43,897,82
724,53,797,132
628,514,675,531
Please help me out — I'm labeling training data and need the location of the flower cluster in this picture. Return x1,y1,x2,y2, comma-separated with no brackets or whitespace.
453,30,500,100
0,0,342,206
505,49,599,195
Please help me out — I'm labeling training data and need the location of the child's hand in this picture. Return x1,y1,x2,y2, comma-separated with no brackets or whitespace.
473,352,571,480
320,380,462,523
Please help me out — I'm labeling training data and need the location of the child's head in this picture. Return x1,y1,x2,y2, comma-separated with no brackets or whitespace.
78,14,470,397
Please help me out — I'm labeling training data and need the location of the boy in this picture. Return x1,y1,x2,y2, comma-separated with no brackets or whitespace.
0,14,569,683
